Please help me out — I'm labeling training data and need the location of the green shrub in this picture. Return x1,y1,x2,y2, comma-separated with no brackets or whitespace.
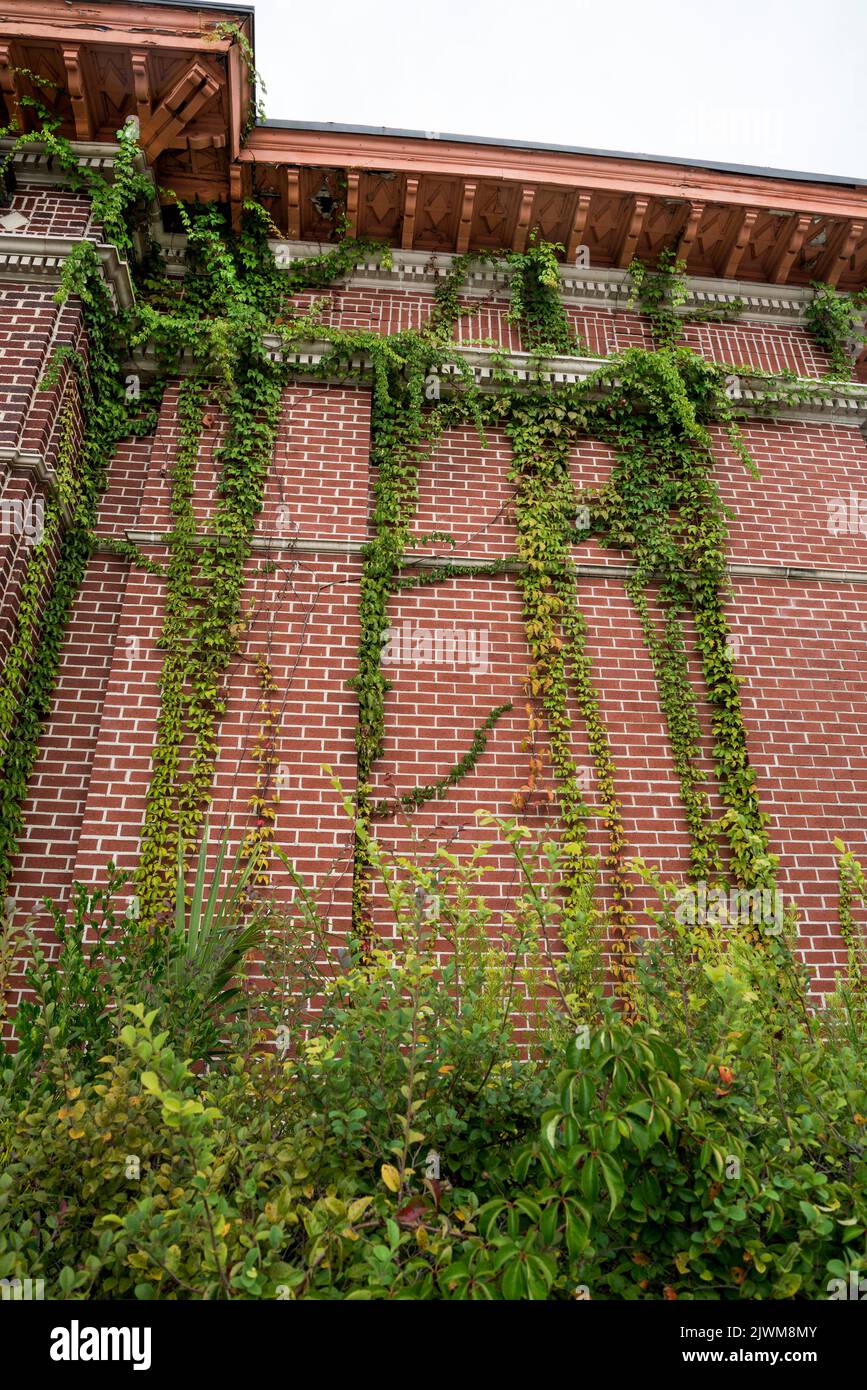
1,827,865,1300
5,831,266,1095
0,1004,312,1298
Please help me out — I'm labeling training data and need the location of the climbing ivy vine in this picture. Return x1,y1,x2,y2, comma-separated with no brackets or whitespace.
628,248,744,348
575,350,775,891
0,104,786,993
496,392,634,991
430,233,581,354
130,203,406,923
805,281,867,379
835,838,867,998
205,22,267,139
0,74,162,902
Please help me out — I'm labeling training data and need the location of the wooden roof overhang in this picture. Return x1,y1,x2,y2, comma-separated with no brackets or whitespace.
0,1,255,200
0,0,865,290
241,125,867,289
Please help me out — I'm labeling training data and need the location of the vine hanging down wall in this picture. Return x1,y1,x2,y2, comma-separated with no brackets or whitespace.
0,109,797,1001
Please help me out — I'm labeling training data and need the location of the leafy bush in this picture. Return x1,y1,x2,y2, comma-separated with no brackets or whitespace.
530,891,867,1300
5,831,266,1094
1,826,865,1300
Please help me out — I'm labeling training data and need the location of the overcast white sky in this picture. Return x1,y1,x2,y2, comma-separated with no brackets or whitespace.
248,0,866,180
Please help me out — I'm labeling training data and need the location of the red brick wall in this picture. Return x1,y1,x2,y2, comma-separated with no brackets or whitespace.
2,227,866,1027
295,283,833,378
4,185,94,240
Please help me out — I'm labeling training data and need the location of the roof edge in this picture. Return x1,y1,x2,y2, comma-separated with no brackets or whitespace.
260,119,867,190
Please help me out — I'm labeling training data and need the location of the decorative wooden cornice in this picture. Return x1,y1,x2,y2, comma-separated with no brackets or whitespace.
0,1,253,208
243,127,867,291
0,1,864,290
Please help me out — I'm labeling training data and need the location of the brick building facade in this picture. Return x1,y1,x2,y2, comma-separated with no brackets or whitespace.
2,1,867,1031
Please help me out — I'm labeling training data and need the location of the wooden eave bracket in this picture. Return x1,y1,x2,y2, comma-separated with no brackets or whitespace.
61,44,93,141
565,192,592,262
767,213,812,284
137,58,222,161
676,200,706,264
456,180,477,255
285,168,301,239
401,177,419,250
822,219,866,288
0,43,22,131
345,171,361,238
616,195,649,267
512,186,537,252
720,207,759,279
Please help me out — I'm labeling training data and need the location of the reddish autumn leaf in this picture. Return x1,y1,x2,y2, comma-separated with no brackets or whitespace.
424,1177,443,1208
396,1196,429,1228
718,1065,735,1086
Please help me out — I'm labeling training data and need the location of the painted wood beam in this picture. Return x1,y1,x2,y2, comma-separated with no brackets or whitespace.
512,185,537,252
401,176,419,250
456,180,477,255
720,207,759,279
616,195,649,267
822,219,865,288
565,192,592,262
0,22,233,54
61,44,93,141
767,213,811,284
138,60,220,161
676,199,705,265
